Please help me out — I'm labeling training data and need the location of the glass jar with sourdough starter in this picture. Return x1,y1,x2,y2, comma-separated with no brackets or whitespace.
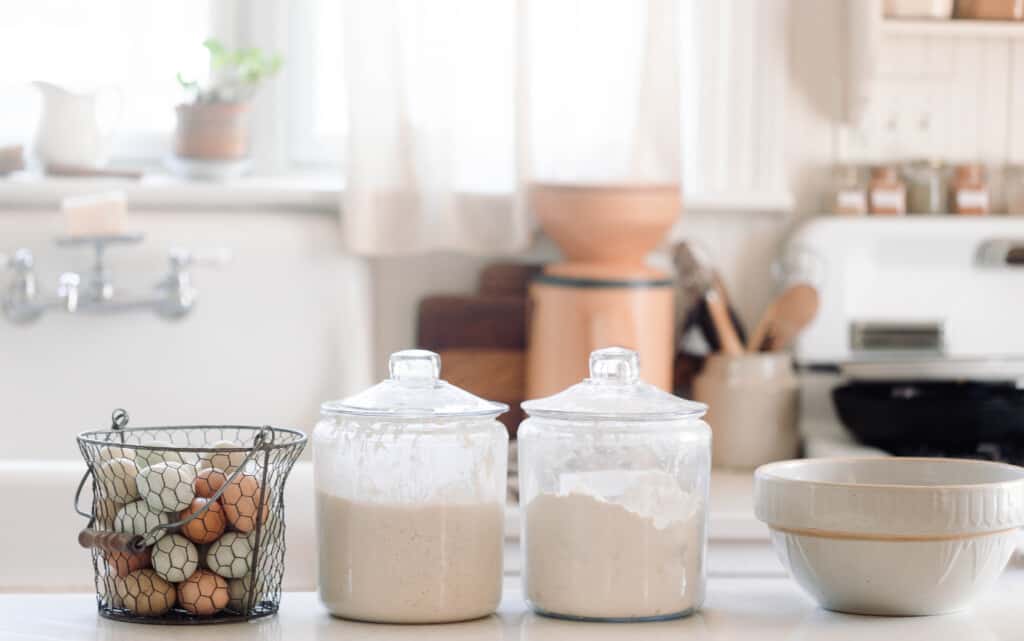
518,347,711,622
313,349,508,624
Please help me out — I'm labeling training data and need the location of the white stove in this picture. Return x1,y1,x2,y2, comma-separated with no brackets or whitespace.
788,216,1024,463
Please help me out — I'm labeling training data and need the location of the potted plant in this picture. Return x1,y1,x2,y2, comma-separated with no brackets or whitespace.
173,39,282,169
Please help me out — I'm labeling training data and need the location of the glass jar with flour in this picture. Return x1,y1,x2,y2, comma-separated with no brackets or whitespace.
312,349,508,623
518,346,711,621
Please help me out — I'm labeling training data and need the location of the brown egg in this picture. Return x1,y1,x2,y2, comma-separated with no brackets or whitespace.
179,497,227,544
106,547,151,578
195,467,229,499
177,569,229,616
221,473,269,533
117,569,176,616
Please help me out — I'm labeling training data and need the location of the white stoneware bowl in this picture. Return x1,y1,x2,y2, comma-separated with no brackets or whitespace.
754,457,1024,616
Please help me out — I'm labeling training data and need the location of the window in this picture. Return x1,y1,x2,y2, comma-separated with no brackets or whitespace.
0,0,789,211
0,1,212,164
288,0,347,168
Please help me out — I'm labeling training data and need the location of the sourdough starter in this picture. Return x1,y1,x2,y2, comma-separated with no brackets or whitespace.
316,491,504,623
524,476,704,620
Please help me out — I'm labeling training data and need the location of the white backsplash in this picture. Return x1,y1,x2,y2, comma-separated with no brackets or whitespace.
0,209,372,461
839,32,1024,168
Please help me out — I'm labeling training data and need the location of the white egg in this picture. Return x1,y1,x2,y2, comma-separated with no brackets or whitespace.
201,440,248,474
206,532,253,579
137,440,200,468
114,500,171,542
227,573,268,612
97,445,137,462
95,457,140,502
136,461,196,512
151,534,199,583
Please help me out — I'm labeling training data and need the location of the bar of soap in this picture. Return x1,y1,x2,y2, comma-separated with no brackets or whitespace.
62,190,126,237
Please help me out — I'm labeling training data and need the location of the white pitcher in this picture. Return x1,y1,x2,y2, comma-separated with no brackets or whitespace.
32,81,121,168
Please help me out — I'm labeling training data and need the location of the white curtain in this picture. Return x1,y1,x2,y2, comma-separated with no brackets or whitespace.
341,0,681,256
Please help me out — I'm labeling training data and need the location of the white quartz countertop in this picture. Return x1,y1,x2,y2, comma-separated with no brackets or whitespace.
5,571,1024,641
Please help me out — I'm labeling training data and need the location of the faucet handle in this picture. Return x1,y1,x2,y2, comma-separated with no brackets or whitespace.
169,247,232,270
3,248,34,272
58,272,81,313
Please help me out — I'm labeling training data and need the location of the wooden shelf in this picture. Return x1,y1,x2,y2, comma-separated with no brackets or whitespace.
883,18,1024,39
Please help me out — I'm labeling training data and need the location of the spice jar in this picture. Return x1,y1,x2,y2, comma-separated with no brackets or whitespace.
831,164,867,215
313,349,508,623
868,166,907,215
903,159,949,215
518,347,711,621
1006,165,1024,215
949,163,989,215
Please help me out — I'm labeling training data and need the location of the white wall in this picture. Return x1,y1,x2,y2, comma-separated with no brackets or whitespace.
1,209,372,460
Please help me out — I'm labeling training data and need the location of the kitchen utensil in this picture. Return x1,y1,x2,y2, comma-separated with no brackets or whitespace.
75,409,306,624
313,349,508,623
673,242,744,356
526,184,678,398
674,242,747,353
833,381,1024,449
33,81,121,168
747,284,819,352
693,353,798,469
519,347,710,621
754,457,1024,616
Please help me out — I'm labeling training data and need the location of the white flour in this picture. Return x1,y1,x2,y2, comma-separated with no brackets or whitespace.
524,470,704,620
316,491,504,623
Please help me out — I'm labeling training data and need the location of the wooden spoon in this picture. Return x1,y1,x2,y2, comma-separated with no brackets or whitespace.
673,243,744,356
748,284,820,352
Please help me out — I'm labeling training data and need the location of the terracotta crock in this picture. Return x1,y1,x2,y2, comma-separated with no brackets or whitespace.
525,183,681,398
530,183,681,274
174,101,250,161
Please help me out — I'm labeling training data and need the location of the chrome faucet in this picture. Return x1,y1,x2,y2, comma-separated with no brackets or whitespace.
2,249,44,323
1,235,229,324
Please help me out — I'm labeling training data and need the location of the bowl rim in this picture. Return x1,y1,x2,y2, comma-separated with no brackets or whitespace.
755,456,1024,491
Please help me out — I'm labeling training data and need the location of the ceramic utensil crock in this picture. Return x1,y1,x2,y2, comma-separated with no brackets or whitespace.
526,184,679,398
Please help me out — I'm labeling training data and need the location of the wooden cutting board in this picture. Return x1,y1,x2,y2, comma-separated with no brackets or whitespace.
437,348,526,437
417,295,528,351
418,262,539,436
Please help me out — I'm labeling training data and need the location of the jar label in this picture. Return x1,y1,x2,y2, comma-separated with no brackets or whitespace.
957,189,989,211
837,190,867,211
872,189,905,211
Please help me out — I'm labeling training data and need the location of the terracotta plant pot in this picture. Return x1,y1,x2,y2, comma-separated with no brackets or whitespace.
174,101,250,161
530,183,682,270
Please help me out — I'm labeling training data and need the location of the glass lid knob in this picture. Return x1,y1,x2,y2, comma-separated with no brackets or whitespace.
588,347,640,385
389,349,441,384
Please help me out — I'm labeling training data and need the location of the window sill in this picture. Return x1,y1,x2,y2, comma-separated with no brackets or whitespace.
684,191,794,216
0,170,342,212
1,172,793,217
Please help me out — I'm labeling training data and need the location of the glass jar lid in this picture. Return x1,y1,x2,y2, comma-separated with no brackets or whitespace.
521,347,707,422
321,349,509,419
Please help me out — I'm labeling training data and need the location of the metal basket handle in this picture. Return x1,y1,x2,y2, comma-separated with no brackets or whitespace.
76,410,276,553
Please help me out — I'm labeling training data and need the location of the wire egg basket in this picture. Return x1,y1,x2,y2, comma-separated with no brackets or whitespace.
74,409,306,624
